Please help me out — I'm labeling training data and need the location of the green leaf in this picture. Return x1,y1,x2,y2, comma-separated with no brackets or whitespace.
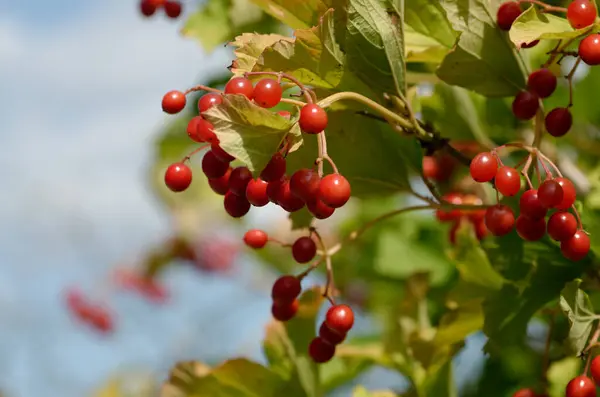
560,279,600,354
248,0,330,29
434,298,484,349
203,94,302,173
437,0,527,97
404,26,451,63
509,5,584,48
419,360,457,397
162,359,290,397
404,0,456,48
351,385,397,397
230,33,295,77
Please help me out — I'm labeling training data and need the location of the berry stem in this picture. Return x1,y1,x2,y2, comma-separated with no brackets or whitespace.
268,237,292,248
184,85,223,95
182,144,210,163
572,204,584,230
583,322,600,375
521,154,535,189
297,257,325,280
280,98,307,107
566,57,583,107
315,132,339,176
543,30,592,68
533,108,545,149
420,176,443,202
244,71,313,104
518,0,567,13
310,227,337,304
537,152,564,178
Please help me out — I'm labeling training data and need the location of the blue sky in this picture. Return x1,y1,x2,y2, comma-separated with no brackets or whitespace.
0,1,489,396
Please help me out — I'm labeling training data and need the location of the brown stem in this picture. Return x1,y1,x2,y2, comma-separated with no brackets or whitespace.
182,144,210,163
184,85,222,95
315,132,338,176
521,154,534,189
567,57,582,107
518,0,567,13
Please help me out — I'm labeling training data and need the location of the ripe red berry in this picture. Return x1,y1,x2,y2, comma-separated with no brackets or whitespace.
512,389,537,397
590,355,600,386
197,118,218,143
198,93,223,113
497,1,522,30
561,231,591,261
538,179,564,208
567,0,597,29
164,1,182,18
224,77,254,99
527,69,557,99
423,156,439,180
474,218,489,240
519,189,548,219
148,0,166,6
299,104,328,134
449,220,461,246
436,193,464,222
485,204,515,236
565,375,596,397
580,34,600,65
246,178,269,207
290,168,321,202
244,229,268,249
208,167,232,195
140,0,157,17
271,275,301,304
186,116,203,142
545,107,573,137
165,163,192,192
308,337,336,363
271,300,299,322
253,79,283,108
516,215,546,241
319,174,351,208
512,91,539,120
223,191,251,218
307,198,335,219
210,143,234,163
292,237,317,263
325,304,355,334
267,177,285,203
202,150,229,178
261,153,286,182
278,180,305,212
319,322,346,345
470,152,498,182
162,90,186,114
555,177,577,210
228,166,253,196
547,211,578,241
495,166,522,196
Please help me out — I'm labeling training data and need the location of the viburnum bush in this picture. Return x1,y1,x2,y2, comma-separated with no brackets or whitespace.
139,0,600,396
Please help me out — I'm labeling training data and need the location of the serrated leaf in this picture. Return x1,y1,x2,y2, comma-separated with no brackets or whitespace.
203,94,302,173
509,5,584,48
230,33,294,76
560,279,600,354
248,0,330,29
437,0,527,97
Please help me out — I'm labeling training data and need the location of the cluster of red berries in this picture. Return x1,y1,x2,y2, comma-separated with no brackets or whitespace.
65,289,114,334
113,269,169,304
436,193,488,243
139,0,182,18
422,153,457,183
162,77,351,219
497,0,599,138
469,151,590,261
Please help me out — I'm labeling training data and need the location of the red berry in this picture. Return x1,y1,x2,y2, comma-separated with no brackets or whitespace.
307,198,335,219
229,166,253,196
519,189,548,219
590,355,600,386
423,156,439,180
223,191,251,218
319,322,346,345
555,177,577,210
527,69,557,99
277,110,291,118
308,337,336,363
148,0,166,6
208,167,232,195
521,40,540,48
470,152,498,182
164,1,182,18
512,389,537,397
580,34,600,65
325,304,355,334
290,168,321,202
516,215,546,241
547,211,578,241
271,275,301,304
436,193,464,222
319,174,351,208
449,220,461,246
210,143,234,162
186,116,203,142
164,163,192,192
244,229,268,249
261,153,286,182
162,90,186,114
292,237,317,263
497,1,522,30
545,107,573,138
485,204,515,236
271,300,299,322
197,118,218,143
567,0,597,29
253,79,283,108
278,180,305,212
224,77,254,99
267,177,286,203
246,178,269,207
463,195,486,222
140,0,157,17
538,179,564,208
561,231,591,261
299,104,328,134
474,218,489,240
495,166,522,196
565,375,596,397
512,91,539,120
202,150,229,179
198,93,223,113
